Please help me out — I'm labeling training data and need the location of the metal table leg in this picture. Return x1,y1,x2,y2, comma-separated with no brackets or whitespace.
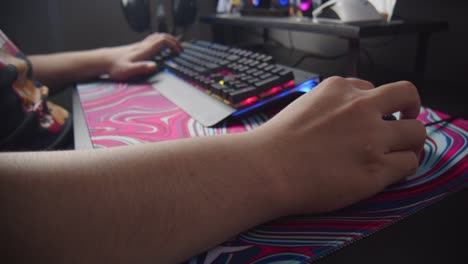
347,38,360,77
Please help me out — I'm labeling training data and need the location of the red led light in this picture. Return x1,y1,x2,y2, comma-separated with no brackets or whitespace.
260,86,282,97
284,80,295,88
238,96,258,107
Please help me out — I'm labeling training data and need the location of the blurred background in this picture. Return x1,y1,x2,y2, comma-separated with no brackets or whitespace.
0,0,466,116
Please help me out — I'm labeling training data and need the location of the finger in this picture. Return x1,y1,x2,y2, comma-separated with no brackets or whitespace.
123,61,157,79
135,37,181,60
144,32,179,47
384,119,426,154
345,78,375,90
370,81,421,119
161,33,183,51
381,151,419,186
153,34,182,53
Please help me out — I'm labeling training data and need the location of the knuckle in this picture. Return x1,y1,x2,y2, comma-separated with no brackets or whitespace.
398,80,415,88
325,76,346,85
347,78,375,89
360,130,383,160
400,80,421,104
359,80,374,89
327,76,344,81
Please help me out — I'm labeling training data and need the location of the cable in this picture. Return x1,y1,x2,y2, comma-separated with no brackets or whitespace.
424,116,459,127
359,47,375,76
291,47,377,79
292,52,350,67
385,116,460,127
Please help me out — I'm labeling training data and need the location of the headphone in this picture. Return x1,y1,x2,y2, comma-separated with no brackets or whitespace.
173,0,197,27
121,0,197,33
121,0,151,32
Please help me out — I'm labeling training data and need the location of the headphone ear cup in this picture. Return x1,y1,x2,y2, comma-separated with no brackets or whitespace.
174,0,197,27
121,0,151,32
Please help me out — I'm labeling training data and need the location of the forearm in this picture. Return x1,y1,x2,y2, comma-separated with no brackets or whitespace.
29,49,112,93
0,133,281,263
28,33,182,93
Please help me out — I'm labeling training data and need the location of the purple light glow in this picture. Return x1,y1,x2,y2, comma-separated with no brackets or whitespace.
299,1,311,11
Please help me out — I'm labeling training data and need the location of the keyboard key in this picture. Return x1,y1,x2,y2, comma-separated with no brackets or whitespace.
249,61,260,67
210,83,230,95
260,73,273,79
252,70,264,77
279,69,294,80
257,62,269,69
254,76,281,92
246,68,257,75
235,83,249,89
247,78,260,84
228,86,257,103
250,53,260,59
264,65,275,71
271,66,283,74
227,55,240,61
241,75,254,82
262,56,274,63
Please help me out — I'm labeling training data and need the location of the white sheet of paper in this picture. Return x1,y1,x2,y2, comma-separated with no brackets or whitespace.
217,0,233,13
368,0,397,21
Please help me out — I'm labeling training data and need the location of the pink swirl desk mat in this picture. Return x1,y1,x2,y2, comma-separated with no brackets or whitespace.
77,82,467,263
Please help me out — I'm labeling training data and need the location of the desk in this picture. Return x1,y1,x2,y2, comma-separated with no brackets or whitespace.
72,82,467,263
200,14,448,77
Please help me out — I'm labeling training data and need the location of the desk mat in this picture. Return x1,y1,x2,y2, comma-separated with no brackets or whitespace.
77,82,468,263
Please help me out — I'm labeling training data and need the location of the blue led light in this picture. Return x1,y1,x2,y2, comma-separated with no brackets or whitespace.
279,0,289,6
296,79,319,93
252,0,260,7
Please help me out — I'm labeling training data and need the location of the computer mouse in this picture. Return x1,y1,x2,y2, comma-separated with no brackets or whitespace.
121,0,151,32
383,114,397,121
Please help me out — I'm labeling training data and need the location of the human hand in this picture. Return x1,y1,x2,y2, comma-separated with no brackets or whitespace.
252,77,426,216
105,32,182,81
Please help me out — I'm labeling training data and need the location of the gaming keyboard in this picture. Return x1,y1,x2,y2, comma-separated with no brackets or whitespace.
149,40,320,126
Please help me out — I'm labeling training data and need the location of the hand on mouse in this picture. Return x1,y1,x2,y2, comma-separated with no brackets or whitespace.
251,76,426,216
0,76,427,262
105,32,182,81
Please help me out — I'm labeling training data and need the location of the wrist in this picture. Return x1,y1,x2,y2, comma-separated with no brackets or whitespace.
195,132,287,220
243,130,293,218
95,47,117,76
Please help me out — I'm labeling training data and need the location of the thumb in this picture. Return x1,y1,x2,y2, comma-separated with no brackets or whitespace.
131,61,156,73
127,61,157,76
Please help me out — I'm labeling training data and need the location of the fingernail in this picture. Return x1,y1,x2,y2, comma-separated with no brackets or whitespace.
146,62,156,68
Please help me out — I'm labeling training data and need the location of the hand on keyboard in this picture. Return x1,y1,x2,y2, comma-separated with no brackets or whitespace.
153,40,296,109
106,32,182,81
